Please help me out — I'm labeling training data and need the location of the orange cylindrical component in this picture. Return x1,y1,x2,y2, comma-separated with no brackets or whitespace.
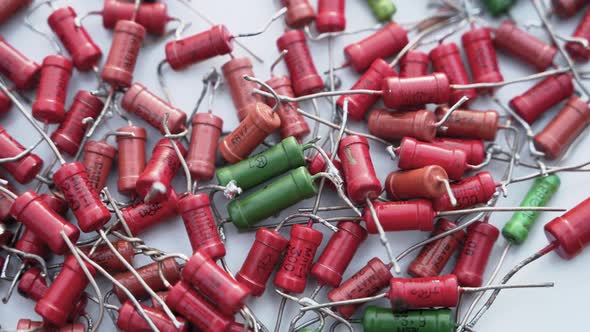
368,109,437,142
435,107,499,141
222,57,263,121
187,113,223,181
82,140,116,191
266,75,310,141
116,125,146,195
101,20,145,87
220,103,281,163
385,165,449,200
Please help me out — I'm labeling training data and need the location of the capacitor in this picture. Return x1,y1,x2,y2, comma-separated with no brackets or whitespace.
367,0,397,22
396,137,469,180
399,50,429,78
277,30,324,96
114,258,181,302
178,193,225,259
116,125,146,195
544,197,590,259
274,224,323,294
311,221,367,287
408,219,465,278
102,0,169,35
388,274,460,312
534,96,590,159
338,135,382,204
343,22,408,72
336,58,397,121
82,140,116,191
382,73,450,109
122,83,187,135
429,42,477,105
0,36,40,90
48,6,102,71
430,137,485,165
509,73,574,124
17,267,48,301
236,227,289,296
219,102,281,164
165,281,234,332
79,240,135,274
217,136,306,190
35,255,96,326
266,75,310,140
385,165,451,201
16,319,86,332
0,0,32,25
503,175,560,245
0,90,11,115
116,301,188,332
165,25,233,71
327,257,393,318
136,139,186,203
101,20,146,87
0,126,43,184
120,188,179,236
283,0,316,29
434,106,500,141
222,57,264,121
51,91,104,156
552,0,590,18
182,250,251,315
493,20,557,71
433,172,497,211
363,200,436,233
565,8,590,61
368,109,438,142
187,113,222,181
316,0,346,33
482,0,516,16
10,191,79,255
52,162,111,232
452,222,499,287
461,27,504,85
32,55,73,124
361,306,454,332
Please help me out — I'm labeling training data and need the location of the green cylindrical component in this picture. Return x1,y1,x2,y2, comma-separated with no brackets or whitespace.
367,0,397,22
482,0,516,16
216,136,306,190
362,306,454,332
228,166,318,229
502,174,560,245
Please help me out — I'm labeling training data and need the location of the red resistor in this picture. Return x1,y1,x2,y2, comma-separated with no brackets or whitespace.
368,109,437,142
182,250,251,315
400,50,429,78
116,301,188,332
0,126,43,184
397,137,468,180
79,240,134,274
0,0,32,25
432,171,497,211
32,55,72,124
565,7,590,61
362,200,436,233
187,113,223,181
452,221,499,287
266,75,310,141
101,20,145,87
0,90,11,115
0,36,40,90
120,188,179,236
16,319,86,332
178,193,226,259
430,138,485,166
283,0,316,29
40,193,68,217
429,42,477,105
48,6,102,71
51,91,104,156
343,22,408,72
338,135,382,204
274,224,323,294
150,291,169,312
385,165,449,200
136,139,186,203
0,183,16,222
311,221,367,287
382,73,450,109
306,151,344,192
53,162,111,232
552,0,590,18
114,258,181,302
388,274,459,312
116,125,147,195
316,0,346,33
236,227,289,296
15,228,50,262
82,140,116,191
102,0,169,35
18,267,47,301
544,197,590,259
277,30,324,96
462,27,503,85
222,57,263,121
434,106,500,141
165,25,233,71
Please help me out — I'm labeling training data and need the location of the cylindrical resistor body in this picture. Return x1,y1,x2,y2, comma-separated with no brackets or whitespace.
552,0,590,18
0,36,40,90
116,125,147,195
165,25,233,70
101,20,146,87
430,138,485,165
114,258,181,302
136,139,186,203
368,109,437,142
102,0,169,35
452,222,499,287
18,267,48,301
429,42,477,105
397,137,468,180
544,197,590,259
187,113,223,181
338,135,382,204
116,301,188,332
399,50,429,78
382,73,450,110
315,0,346,33
388,275,459,312
266,75,310,140
178,193,225,259
0,0,32,25
565,8,590,61
432,171,497,211
79,240,135,274
461,27,504,85
222,57,263,122
32,55,73,124
120,189,179,236
283,0,315,29
385,165,449,200
363,200,436,233
434,107,499,141
82,140,116,191
277,30,324,96
0,126,44,184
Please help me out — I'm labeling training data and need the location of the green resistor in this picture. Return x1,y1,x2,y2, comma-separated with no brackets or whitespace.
362,306,454,332
502,174,560,245
216,136,310,191
482,0,517,16
367,0,397,22
228,166,318,229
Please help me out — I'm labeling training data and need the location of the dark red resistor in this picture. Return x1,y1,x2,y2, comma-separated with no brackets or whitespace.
283,0,316,29
429,42,477,105
368,109,437,142
327,257,393,318
35,255,96,326
0,182,16,222
430,138,485,165
397,137,469,180
102,0,169,35
0,126,43,184
408,219,465,277
120,188,179,236
343,22,408,72
48,6,102,71
182,250,251,315
122,83,187,134
363,200,436,233
114,258,181,302
0,0,32,25
382,73,450,109
385,165,449,201
388,274,459,312
80,240,134,274
552,0,590,18
338,135,382,204
101,20,146,87
136,139,185,202
165,25,233,71
39,193,68,217
150,291,169,312
565,7,590,61
178,193,225,259
311,221,367,287
15,227,50,262
0,90,11,115
51,91,104,156
18,267,48,301
266,75,310,141
53,162,111,232
306,151,344,192
0,36,40,90
435,106,500,141
509,73,574,124
277,30,324,96
452,221,499,287
236,227,288,296
222,57,263,121
544,197,590,259
187,113,223,181
433,171,497,211
116,301,188,332
462,27,503,85
32,55,72,124
316,0,346,33
274,224,323,294
116,125,146,195
399,50,429,78
16,319,86,332
82,140,116,191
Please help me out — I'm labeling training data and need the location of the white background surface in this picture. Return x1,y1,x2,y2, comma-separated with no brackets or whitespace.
0,1,589,331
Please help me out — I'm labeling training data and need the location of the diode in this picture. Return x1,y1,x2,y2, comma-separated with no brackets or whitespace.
277,30,324,96
399,50,429,78
430,42,478,105
113,258,182,302
31,55,72,124
116,125,146,195
119,188,179,236
385,165,457,203
222,56,264,121
114,300,188,332
565,7,590,61
0,0,31,25
0,126,44,184
283,0,316,29
101,20,146,88
0,36,40,90
366,0,397,22
316,0,346,33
